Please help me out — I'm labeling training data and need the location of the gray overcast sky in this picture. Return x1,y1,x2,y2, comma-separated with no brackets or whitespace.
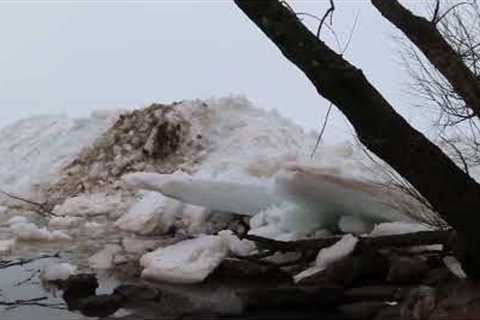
0,0,433,141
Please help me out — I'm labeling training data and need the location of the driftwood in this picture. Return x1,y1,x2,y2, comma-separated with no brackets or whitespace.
240,230,454,254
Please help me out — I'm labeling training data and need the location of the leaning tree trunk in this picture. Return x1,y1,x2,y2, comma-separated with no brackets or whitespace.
371,0,480,120
234,0,480,277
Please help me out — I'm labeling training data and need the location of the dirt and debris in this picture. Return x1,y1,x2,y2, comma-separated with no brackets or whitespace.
41,102,206,208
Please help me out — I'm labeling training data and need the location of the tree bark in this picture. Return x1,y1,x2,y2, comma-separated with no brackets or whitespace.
234,0,480,277
371,0,480,119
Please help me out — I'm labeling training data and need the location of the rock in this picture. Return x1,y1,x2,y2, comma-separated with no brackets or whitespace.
297,250,389,287
422,267,456,286
338,302,390,320
241,286,344,310
344,286,402,303
114,284,161,302
78,294,125,318
387,257,429,284
400,286,436,320
211,258,290,281
374,305,402,320
54,273,98,292
429,281,480,320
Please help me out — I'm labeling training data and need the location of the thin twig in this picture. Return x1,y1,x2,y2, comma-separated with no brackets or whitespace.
317,0,335,37
342,10,360,55
432,0,441,23
435,1,471,25
0,189,58,217
311,102,333,158
440,136,470,174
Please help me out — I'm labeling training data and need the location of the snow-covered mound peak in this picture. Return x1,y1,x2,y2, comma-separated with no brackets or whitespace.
0,111,118,199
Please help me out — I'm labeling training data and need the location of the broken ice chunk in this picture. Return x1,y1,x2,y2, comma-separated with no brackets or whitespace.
274,164,417,224
294,234,358,283
140,235,228,284
115,191,180,235
41,263,77,281
10,222,71,241
123,172,281,216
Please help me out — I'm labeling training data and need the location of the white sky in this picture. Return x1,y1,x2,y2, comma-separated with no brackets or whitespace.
0,0,436,141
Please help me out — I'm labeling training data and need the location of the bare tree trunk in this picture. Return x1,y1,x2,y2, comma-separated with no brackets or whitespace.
371,0,480,120
234,0,480,277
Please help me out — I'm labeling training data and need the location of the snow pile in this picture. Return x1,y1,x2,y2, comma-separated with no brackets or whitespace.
140,235,228,284
10,222,71,242
0,111,118,198
40,263,77,281
0,96,442,282
294,234,358,283
45,101,207,203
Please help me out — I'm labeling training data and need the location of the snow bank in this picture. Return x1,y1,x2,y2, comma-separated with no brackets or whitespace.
41,263,77,281
0,112,118,197
294,234,358,283
0,206,7,215
10,222,71,242
140,235,228,284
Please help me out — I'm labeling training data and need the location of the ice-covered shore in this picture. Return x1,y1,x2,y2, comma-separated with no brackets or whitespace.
0,96,440,284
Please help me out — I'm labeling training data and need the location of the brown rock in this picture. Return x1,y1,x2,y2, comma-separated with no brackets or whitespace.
387,256,429,284
241,286,344,310
338,301,390,320
344,286,401,303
